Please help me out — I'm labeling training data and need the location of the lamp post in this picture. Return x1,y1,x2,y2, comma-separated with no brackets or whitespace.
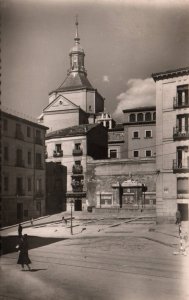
70,200,74,235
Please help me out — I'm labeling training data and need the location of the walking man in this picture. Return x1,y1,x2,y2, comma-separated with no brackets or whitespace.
175,209,181,224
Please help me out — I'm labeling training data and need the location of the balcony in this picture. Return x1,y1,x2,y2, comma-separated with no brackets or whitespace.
15,160,25,168
173,127,189,140
35,137,43,145
71,180,84,192
173,159,189,173
16,190,25,196
72,149,83,156
53,150,63,157
173,97,189,109
72,164,83,174
15,130,24,140
35,191,44,198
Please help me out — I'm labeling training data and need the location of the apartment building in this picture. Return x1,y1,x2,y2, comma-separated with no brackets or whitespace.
1,110,48,225
152,67,189,222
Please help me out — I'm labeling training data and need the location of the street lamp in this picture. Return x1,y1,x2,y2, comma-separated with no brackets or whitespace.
70,200,74,235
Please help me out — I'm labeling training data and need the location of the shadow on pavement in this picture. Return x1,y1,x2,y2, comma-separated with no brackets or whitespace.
1,235,67,255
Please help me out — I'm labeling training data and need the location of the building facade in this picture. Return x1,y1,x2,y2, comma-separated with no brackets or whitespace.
2,110,48,226
152,67,189,222
45,123,108,211
123,106,156,159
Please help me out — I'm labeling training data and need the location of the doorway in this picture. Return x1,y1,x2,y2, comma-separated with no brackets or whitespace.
75,199,82,211
178,203,188,221
17,203,23,221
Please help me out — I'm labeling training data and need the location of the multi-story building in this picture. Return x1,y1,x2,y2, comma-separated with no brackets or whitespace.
152,67,189,222
123,106,156,159
1,110,48,225
45,123,108,211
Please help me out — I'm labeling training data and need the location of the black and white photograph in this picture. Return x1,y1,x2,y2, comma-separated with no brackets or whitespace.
1,0,189,299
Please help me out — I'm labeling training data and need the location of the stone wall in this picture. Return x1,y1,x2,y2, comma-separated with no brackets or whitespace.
86,158,156,207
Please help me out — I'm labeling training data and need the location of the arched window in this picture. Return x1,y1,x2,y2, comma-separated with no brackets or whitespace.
153,112,156,121
129,114,136,122
137,113,143,122
145,112,151,121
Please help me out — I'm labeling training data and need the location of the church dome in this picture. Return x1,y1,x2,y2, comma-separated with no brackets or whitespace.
69,44,84,54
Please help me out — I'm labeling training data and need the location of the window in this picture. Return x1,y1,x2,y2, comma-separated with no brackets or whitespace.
177,177,189,194
36,178,42,192
28,151,32,165
110,149,117,158
36,153,42,168
28,178,32,192
133,131,139,139
153,112,156,121
16,177,23,195
75,160,81,165
55,144,62,152
145,112,152,121
4,177,9,191
177,85,189,106
133,150,139,158
146,150,152,157
3,119,8,131
27,126,31,137
137,113,143,122
75,143,81,150
129,114,136,122
4,146,9,161
36,129,41,138
145,130,152,138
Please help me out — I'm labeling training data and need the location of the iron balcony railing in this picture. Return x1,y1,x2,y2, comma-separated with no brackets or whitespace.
72,149,83,156
173,159,189,172
173,96,189,109
53,150,63,157
173,127,189,139
15,160,25,168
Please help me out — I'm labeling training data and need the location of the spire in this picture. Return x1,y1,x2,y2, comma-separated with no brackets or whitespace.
75,15,80,44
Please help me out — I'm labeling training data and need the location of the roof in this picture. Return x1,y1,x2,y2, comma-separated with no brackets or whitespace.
2,109,49,130
152,66,189,82
123,106,156,113
108,123,124,132
46,123,102,139
50,72,95,94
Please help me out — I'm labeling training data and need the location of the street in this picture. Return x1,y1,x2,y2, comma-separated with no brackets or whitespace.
1,227,189,300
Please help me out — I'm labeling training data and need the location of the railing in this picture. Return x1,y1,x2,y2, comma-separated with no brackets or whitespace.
173,127,189,139
173,96,189,108
173,159,189,172
72,186,84,192
15,130,24,140
72,149,83,156
53,150,63,157
35,191,44,198
16,190,25,196
15,160,25,168
72,165,83,174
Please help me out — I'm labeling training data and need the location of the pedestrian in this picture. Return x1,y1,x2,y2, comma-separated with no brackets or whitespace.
62,216,67,227
30,217,34,226
175,209,181,224
18,223,23,237
17,234,32,271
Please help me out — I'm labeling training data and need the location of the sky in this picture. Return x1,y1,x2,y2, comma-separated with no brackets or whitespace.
2,0,189,122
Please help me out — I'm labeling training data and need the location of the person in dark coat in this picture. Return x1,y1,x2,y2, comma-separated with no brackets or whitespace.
17,234,32,271
18,223,23,237
175,209,181,224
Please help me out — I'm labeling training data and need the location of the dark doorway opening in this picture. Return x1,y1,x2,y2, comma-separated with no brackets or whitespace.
178,203,188,221
17,203,23,221
75,199,82,211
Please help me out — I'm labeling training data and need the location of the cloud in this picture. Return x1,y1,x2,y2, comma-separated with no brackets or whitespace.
113,77,155,119
102,75,110,83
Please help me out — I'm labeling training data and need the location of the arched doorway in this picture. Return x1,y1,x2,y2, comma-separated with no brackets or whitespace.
75,199,82,211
